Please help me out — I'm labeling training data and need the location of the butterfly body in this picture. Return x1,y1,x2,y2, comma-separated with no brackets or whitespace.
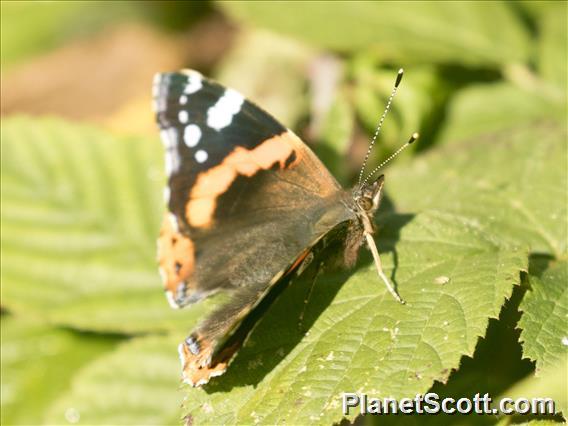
154,70,400,386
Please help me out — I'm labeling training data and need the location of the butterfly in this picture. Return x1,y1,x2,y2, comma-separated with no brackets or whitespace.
153,68,417,387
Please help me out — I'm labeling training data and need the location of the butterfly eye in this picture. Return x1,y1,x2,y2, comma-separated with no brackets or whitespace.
358,197,373,211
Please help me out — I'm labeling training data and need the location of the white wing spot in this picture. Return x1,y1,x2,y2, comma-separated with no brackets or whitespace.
178,110,189,124
152,73,161,97
194,378,208,387
179,95,188,105
159,267,167,284
161,128,180,177
163,187,171,204
207,88,245,131
195,150,208,163
159,128,177,150
168,212,179,232
183,72,203,94
164,149,180,176
184,124,202,148
167,291,180,309
178,343,186,367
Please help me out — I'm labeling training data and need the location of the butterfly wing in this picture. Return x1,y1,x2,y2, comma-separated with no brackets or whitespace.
153,70,355,385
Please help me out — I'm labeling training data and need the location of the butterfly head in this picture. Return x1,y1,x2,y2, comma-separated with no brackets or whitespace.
353,174,384,215
350,174,384,235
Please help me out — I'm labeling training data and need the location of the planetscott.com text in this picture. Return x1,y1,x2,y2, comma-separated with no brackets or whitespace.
342,392,556,416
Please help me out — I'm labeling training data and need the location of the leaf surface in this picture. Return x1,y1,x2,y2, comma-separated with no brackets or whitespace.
389,120,566,257
44,334,183,425
219,2,531,67
437,83,565,145
0,117,206,333
519,261,568,375
0,316,121,425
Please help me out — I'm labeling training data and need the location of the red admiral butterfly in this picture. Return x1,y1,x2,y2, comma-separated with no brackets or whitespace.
153,68,417,386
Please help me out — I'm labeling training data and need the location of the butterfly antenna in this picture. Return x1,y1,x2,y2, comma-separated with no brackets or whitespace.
360,132,419,187
357,68,404,187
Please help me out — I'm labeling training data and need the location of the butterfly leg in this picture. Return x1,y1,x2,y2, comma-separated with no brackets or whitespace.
364,232,405,304
298,260,323,331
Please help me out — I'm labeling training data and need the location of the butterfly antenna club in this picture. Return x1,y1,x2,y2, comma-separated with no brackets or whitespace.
360,132,419,187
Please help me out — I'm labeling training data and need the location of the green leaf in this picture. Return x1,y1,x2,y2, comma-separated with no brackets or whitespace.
1,316,121,425
388,285,534,426
0,117,206,333
520,1,567,93
389,117,566,418
219,1,531,67
536,2,568,93
519,261,568,374
437,82,565,145
517,0,561,18
389,120,567,258
44,334,183,425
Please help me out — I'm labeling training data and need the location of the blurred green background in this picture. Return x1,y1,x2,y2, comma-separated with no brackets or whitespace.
1,1,566,425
